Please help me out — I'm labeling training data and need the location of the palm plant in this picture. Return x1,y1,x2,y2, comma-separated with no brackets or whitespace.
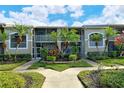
50,28,80,60
104,27,117,55
90,33,103,52
13,23,32,61
60,28,80,52
0,29,10,61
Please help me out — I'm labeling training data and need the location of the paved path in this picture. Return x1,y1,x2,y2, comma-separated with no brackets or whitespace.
13,60,37,71
13,60,124,88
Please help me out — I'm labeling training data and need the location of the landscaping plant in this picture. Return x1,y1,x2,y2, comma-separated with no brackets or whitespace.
104,27,117,55
40,48,48,61
114,31,124,56
0,29,11,61
13,23,32,61
90,33,103,52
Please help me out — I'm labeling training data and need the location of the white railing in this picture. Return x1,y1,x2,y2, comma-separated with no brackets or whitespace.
35,35,54,41
35,35,81,42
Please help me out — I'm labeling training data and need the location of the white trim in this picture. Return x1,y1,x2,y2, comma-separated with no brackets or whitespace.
88,32,105,48
9,32,28,49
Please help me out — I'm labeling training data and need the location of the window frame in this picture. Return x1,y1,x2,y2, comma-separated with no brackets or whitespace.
9,32,28,49
88,32,105,48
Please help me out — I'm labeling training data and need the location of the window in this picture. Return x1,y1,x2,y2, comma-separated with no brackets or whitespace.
10,33,27,49
88,33,104,48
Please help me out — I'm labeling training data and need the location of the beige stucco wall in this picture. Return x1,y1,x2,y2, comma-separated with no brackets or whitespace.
4,27,32,55
84,28,106,55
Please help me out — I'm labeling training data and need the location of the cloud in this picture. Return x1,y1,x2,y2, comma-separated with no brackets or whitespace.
0,11,12,23
66,5,84,19
71,21,82,27
2,5,124,27
83,5,124,25
8,5,69,26
49,19,68,26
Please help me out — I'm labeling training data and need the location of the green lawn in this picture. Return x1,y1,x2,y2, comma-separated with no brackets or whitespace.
78,69,124,88
0,61,26,71
97,58,124,66
0,71,45,88
28,60,92,71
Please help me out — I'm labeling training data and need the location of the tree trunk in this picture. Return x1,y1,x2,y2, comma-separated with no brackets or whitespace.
96,42,99,53
104,39,109,56
15,44,20,62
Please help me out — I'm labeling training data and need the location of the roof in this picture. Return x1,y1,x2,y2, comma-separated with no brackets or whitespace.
1,23,124,29
82,24,124,29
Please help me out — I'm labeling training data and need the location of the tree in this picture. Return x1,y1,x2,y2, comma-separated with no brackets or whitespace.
13,23,32,61
90,33,103,52
50,28,80,54
114,32,124,56
60,28,80,53
104,27,117,55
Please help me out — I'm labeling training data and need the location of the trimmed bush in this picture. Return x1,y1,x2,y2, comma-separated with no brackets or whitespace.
0,72,26,88
87,52,110,61
69,54,77,61
0,54,31,62
46,56,56,61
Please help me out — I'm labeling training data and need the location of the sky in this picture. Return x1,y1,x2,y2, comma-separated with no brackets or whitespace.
0,5,124,26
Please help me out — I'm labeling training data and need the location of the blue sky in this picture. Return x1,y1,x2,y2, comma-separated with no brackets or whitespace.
0,5,123,26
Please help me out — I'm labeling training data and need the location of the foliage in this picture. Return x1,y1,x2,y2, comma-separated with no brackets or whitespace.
78,70,93,88
28,60,92,71
87,52,110,61
0,61,26,71
21,72,45,88
50,28,80,56
78,70,124,88
104,27,117,56
46,56,56,61
40,48,48,60
100,70,124,88
0,72,26,88
69,54,77,61
0,31,8,49
114,32,124,56
13,23,32,61
71,46,79,54
90,33,103,52
0,71,45,88
0,54,31,61
98,58,124,66
48,49,59,56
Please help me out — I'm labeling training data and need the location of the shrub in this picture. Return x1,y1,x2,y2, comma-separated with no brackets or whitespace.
108,51,118,58
0,72,26,88
21,72,45,88
87,52,110,61
40,48,48,60
69,54,77,61
46,56,56,61
100,70,124,88
0,54,31,62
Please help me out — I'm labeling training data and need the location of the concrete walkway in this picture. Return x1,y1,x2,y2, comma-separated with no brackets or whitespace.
13,60,124,88
13,60,37,71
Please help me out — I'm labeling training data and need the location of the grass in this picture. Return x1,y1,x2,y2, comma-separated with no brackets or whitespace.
0,71,45,88
28,60,92,71
78,69,124,88
97,58,124,66
0,61,26,71
21,72,45,88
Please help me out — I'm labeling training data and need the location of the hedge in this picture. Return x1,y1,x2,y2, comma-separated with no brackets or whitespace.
0,54,32,61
